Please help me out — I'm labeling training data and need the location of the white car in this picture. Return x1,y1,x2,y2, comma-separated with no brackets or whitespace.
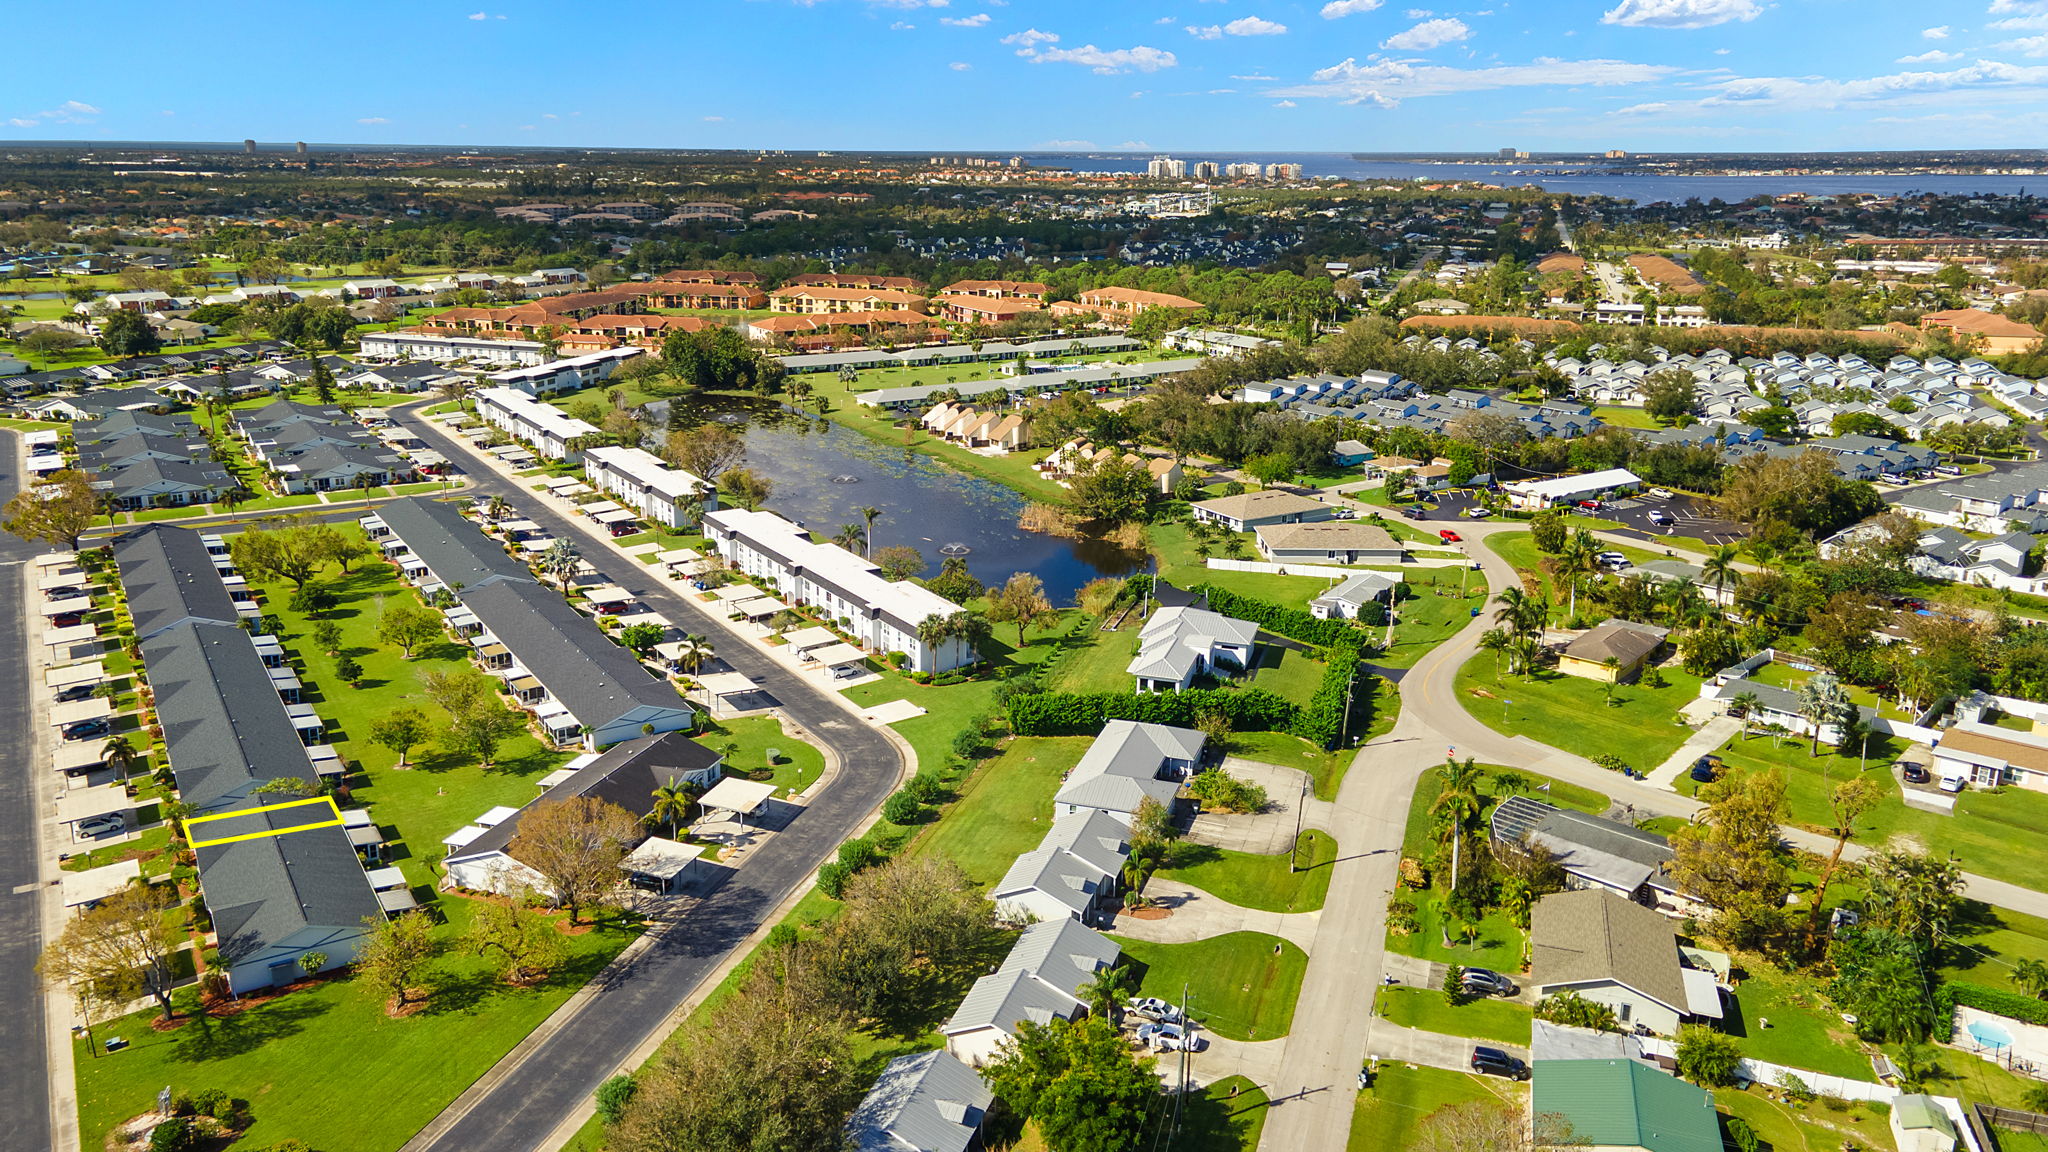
1647,510,1674,527
1939,774,1969,793
77,815,125,838
1136,1022,1206,1052
1462,507,1491,519
1126,996,1183,1023
1595,551,1630,569
1647,488,1674,500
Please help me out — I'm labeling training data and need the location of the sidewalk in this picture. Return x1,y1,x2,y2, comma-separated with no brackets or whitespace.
1644,714,1741,791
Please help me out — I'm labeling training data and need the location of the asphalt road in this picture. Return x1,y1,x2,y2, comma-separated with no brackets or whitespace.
391,411,909,1152
0,430,54,1152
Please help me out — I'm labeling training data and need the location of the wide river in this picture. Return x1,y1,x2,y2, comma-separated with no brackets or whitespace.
661,394,1144,604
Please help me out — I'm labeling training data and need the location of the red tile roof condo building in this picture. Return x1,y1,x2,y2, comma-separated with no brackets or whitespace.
655,268,763,285
768,285,930,314
934,294,1047,324
783,272,928,292
939,279,1050,299
1052,286,1203,325
634,281,769,310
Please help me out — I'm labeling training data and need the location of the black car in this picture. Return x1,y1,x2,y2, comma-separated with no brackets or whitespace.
1690,756,1720,784
1460,968,1518,997
53,684,97,703
1902,763,1931,784
61,718,110,741
1471,1046,1529,1080
1401,505,1428,520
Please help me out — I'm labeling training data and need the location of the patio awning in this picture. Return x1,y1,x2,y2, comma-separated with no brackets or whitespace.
591,508,638,525
377,888,420,913
699,776,777,817
364,866,408,891
476,805,521,827
62,860,141,908
444,608,480,628
805,642,869,668
1682,967,1724,1019
348,824,384,849
536,767,580,790
45,661,106,689
50,698,112,725
696,671,758,697
621,837,698,882
40,596,91,616
780,626,839,651
443,825,487,850
476,643,510,659
507,675,543,694
307,746,344,776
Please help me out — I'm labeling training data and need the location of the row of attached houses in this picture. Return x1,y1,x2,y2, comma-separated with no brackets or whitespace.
852,357,1203,411
701,507,977,674
777,335,1140,375
70,405,234,510
114,526,386,993
234,398,417,494
371,496,697,747
1889,461,2048,533
473,386,603,461
1036,439,1183,492
580,445,717,529
358,329,547,367
920,402,1030,452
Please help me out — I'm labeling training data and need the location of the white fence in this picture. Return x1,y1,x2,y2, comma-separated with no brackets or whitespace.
1636,1037,1897,1104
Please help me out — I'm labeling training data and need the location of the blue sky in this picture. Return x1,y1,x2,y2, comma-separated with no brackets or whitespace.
10,0,2048,152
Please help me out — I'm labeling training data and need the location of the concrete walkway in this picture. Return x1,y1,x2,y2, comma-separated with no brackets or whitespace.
1365,1022,1526,1076
1183,1035,1291,1090
1644,714,1742,791
1107,878,1319,951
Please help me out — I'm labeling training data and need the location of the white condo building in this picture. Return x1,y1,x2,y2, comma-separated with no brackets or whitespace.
702,508,976,674
581,446,717,528
473,386,601,461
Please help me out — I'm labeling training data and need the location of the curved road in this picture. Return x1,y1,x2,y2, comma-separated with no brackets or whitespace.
1258,517,2048,1152
390,406,911,1152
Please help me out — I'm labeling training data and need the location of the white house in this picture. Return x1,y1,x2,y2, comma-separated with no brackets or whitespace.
1530,889,1721,1036
1503,468,1642,510
1127,604,1259,693
582,445,716,529
1190,489,1337,533
359,330,547,366
702,508,975,674
1930,720,2048,792
941,918,1120,1067
1310,571,1399,620
473,386,602,461
485,346,640,397
1052,720,1206,823
1255,521,1408,566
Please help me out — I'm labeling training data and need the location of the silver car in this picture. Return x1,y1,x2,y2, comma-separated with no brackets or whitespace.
1126,996,1183,1023
1136,1022,1206,1052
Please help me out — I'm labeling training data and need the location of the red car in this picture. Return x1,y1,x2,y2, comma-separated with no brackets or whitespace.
1438,529,1462,543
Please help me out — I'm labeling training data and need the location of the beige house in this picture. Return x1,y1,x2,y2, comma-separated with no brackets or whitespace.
1556,620,1669,683
768,286,929,315
1255,521,1408,566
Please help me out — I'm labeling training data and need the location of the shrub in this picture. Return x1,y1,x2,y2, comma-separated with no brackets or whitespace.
1675,1024,1743,1087
1186,769,1267,813
1442,963,1465,1006
1942,981,2048,1027
950,728,984,759
816,861,852,899
837,839,882,871
334,655,363,684
595,1074,637,1126
904,772,945,803
1535,990,1619,1032
1008,687,1297,737
1196,586,1363,647
1291,642,1368,748
1726,1116,1759,1152
1774,1071,1814,1104
148,1119,196,1152
881,792,925,825
1592,753,1630,773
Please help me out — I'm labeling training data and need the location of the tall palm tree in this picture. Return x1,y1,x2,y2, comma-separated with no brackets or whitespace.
539,539,580,590
1797,672,1852,759
1701,544,1743,608
100,735,140,782
1076,963,1131,1023
859,506,881,559
1556,528,1598,621
486,494,511,521
1431,757,1488,895
675,634,714,675
1731,690,1761,740
646,776,697,839
1478,627,1509,681
833,523,865,552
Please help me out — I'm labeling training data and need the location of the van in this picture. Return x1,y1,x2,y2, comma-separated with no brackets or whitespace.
1939,772,1969,793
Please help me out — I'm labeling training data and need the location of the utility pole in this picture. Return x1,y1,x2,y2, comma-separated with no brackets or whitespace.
1289,777,1307,873
1168,982,1191,1144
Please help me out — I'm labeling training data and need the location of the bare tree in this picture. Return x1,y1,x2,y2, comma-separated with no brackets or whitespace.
38,885,184,1022
508,797,641,924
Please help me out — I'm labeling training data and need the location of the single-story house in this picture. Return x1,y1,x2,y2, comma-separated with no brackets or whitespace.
1889,1094,1960,1152
1502,468,1642,511
941,918,1120,1067
846,1050,993,1152
1190,489,1338,533
1491,797,1693,913
1310,572,1399,620
1254,520,1408,566
989,846,1118,926
1332,439,1374,467
1127,604,1260,693
1531,1059,1723,1152
1530,889,1721,1036
1556,620,1670,684
1052,720,1206,824
1930,719,2048,792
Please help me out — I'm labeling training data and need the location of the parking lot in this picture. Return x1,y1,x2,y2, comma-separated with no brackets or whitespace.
1596,491,1747,547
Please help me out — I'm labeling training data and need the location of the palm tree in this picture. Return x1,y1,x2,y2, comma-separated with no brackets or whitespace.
486,494,511,522
1478,627,1509,681
1601,656,1621,705
1430,757,1488,836
833,523,865,552
100,735,140,782
1731,690,1761,740
674,634,714,676
1076,963,1131,1024
646,776,697,839
916,613,954,656
1701,544,1743,607
2015,958,2048,1000
1491,769,1530,797
1557,528,1598,621
540,539,580,590
1797,672,1852,758
859,505,881,559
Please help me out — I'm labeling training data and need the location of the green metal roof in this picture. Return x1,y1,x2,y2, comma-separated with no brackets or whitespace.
1892,1094,1958,1138
1531,1060,1723,1152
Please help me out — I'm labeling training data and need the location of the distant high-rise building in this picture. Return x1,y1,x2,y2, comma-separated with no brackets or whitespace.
1264,163,1303,181
1009,156,1023,168
1147,155,1186,179
1193,161,1220,180
242,139,256,154
295,141,307,155
1499,147,1517,159
1605,149,1628,159
1224,162,1262,179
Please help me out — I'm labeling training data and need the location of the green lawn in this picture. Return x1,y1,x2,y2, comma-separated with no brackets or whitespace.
1718,962,1873,1080
1454,657,1704,775
1177,1076,1273,1152
1111,932,1309,1042
1485,531,1671,617
1381,569,1488,669
1156,830,1337,914
1714,1086,1894,1152
899,736,1092,888
698,715,827,798
1375,986,1532,1046
1248,643,1326,703
1347,1064,1522,1152
1223,728,1362,802
74,899,640,1152
1043,623,1141,694
1591,405,1664,430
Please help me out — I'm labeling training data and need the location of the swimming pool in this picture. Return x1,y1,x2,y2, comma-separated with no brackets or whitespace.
1969,1019,2015,1049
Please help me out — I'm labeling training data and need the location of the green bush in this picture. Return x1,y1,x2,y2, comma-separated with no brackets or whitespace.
1535,990,1618,1032
1726,1116,1759,1152
881,792,925,825
1290,642,1368,748
837,839,882,871
816,861,852,899
595,1074,637,1126
1008,687,1296,736
904,772,945,803
1592,753,1629,773
148,1118,196,1152
1186,769,1267,814
1941,980,2048,1027
1196,586,1365,648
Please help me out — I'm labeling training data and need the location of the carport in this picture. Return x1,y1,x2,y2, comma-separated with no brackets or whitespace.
590,508,639,531
42,624,96,649
802,642,869,671
61,860,142,910
695,777,778,831
51,742,107,776
39,594,92,617
582,585,636,612
729,596,791,620
621,837,700,894
45,661,106,690
55,783,133,827
696,671,767,717
50,698,113,727
36,572,83,595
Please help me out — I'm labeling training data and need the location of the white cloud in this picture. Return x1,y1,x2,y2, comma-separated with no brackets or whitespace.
1994,13,2048,28
518,124,536,131
1268,55,1676,105
1040,138,1097,148
17,100,104,126
1381,17,1470,49
1274,98,1299,106
703,115,725,121
1989,0,2048,12
1187,23,1222,38
357,116,389,124
941,12,989,25
890,20,914,28
1031,44,1178,72
1002,27,1059,53
7,118,36,127
950,60,973,69
1224,16,1288,34
468,10,485,18
1672,58,2048,114
2002,34,2048,53
1321,0,1383,15
1923,24,1951,37
1612,101,1671,114
868,0,949,8
1405,7,1433,15
1118,140,1151,149
1898,49,1961,62
1600,0,1760,28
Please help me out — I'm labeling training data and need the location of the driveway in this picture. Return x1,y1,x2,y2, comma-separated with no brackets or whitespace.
1109,878,1318,951
389,406,912,1152
1189,759,1321,855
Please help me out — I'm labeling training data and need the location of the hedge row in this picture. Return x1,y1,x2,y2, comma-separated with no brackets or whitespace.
1008,688,1298,737
1197,585,1367,649
1290,641,1369,748
1940,981,2048,1028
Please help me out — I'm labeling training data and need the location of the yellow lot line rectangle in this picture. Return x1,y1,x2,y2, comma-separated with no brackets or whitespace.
187,796,346,848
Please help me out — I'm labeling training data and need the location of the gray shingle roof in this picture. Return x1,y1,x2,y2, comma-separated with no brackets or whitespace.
377,496,535,590
461,580,689,733
1531,889,1687,1013
114,525,240,640
447,731,722,864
